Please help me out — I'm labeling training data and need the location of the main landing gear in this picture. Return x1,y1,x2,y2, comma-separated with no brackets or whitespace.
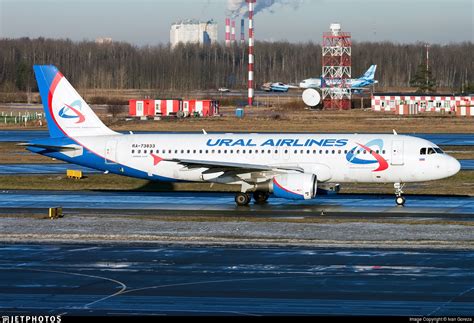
394,183,406,206
235,192,270,206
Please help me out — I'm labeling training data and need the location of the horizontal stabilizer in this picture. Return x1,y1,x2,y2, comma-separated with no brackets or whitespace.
17,143,80,151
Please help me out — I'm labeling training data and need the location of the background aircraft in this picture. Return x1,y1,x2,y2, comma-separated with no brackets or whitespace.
300,65,378,91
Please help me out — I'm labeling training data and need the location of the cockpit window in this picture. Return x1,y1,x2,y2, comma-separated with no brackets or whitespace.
434,147,444,154
427,148,436,155
420,148,426,155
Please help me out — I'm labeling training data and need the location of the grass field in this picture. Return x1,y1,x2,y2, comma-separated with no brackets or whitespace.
1,106,473,133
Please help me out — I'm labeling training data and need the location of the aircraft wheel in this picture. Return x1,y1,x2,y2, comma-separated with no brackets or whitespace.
253,191,270,204
235,193,251,206
396,196,406,206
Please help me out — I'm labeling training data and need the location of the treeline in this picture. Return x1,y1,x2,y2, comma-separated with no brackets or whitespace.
0,37,472,92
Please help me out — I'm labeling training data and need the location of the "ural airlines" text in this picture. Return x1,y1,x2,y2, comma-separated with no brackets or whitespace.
206,138,349,147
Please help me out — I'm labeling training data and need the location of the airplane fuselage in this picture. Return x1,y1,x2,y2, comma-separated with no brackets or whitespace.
28,133,460,185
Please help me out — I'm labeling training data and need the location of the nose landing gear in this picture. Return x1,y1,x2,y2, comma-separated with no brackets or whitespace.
394,183,406,206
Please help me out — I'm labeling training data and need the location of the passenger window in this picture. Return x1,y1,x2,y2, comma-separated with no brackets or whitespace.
285,150,288,154
187,150,190,154
420,148,426,155
325,150,329,154
132,150,135,154
144,150,147,154
138,150,141,154
181,150,184,154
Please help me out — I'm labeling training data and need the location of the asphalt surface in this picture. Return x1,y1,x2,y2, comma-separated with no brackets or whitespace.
1,130,474,145
0,190,472,216
0,244,472,316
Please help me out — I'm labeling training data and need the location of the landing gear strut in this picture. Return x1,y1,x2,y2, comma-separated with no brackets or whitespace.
253,191,270,204
394,183,406,206
235,193,251,206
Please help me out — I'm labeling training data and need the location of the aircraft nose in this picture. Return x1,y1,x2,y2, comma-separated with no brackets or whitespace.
446,157,461,177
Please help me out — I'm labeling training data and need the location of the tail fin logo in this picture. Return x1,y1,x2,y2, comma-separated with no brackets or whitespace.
346,139,388,172
58,100,85,124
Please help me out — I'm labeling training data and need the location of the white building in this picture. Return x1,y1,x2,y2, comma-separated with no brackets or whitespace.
170,19,218,48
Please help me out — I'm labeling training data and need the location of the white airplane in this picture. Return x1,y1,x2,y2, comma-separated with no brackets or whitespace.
300,65,378,91
25,65,460,207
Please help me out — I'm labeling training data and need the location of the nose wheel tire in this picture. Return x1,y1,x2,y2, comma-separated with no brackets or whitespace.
396,196,406,206
235,193,251,206
253,191,270,204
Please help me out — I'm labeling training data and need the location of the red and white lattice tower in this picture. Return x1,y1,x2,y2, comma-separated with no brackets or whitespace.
322,23,352,110
247,0,256,106
231,20,236,43
225,18,231,47
240,18,245,45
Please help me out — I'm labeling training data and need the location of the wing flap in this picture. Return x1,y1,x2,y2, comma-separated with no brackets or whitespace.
167,158,304,173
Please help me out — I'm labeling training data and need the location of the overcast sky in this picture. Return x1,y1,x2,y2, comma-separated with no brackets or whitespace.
1,0,472,45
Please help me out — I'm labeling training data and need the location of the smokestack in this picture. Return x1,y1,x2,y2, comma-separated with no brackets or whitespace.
248,0,255,106
225,18,231,47
231,20,236,43
240,18,245,45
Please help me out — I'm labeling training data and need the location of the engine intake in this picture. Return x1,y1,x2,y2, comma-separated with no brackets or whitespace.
271,173,317,200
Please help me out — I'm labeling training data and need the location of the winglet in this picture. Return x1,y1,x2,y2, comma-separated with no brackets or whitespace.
393,129,398,135
202,129,208,135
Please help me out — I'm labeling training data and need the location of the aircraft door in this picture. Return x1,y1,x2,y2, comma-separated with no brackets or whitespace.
105,140,118,164
391,140,404,165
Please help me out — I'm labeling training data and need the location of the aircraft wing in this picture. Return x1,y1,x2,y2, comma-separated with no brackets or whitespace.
167,158,304,173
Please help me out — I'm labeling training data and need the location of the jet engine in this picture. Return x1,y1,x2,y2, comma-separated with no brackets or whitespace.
271,173,317,200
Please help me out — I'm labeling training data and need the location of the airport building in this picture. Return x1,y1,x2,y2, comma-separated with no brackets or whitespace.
371,93,474,116
170,19,218,48
129,99,220,118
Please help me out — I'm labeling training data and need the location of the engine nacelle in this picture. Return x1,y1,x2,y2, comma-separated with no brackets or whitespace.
271,173,317,200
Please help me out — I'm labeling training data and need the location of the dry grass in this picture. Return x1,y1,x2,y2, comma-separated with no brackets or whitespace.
108,108,474,134
1,105,473,133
